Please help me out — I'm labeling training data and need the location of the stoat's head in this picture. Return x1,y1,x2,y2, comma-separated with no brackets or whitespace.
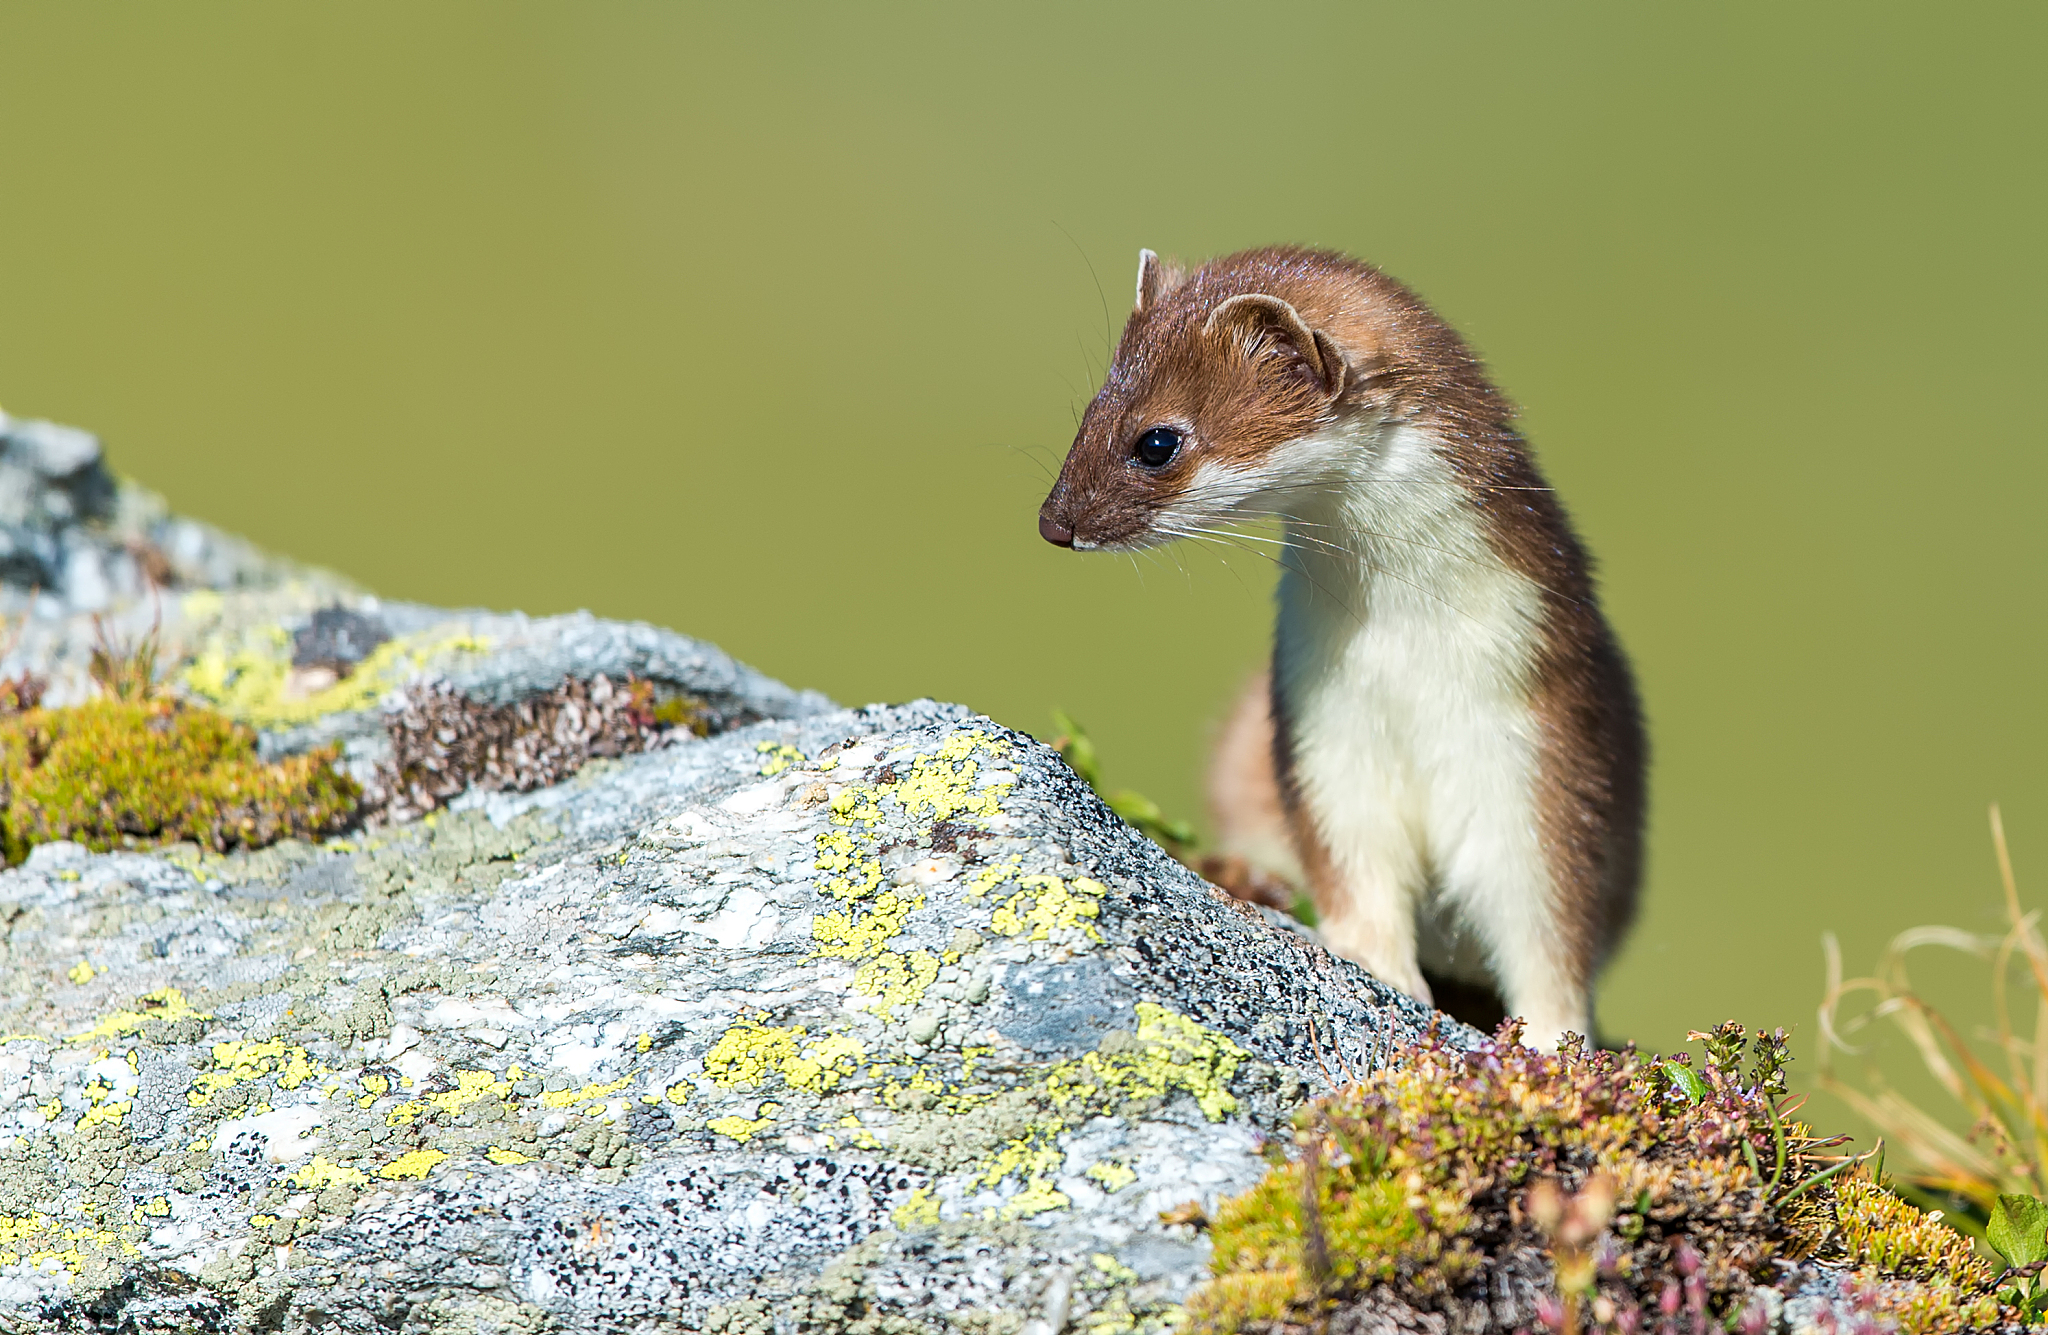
1038,248,1356,552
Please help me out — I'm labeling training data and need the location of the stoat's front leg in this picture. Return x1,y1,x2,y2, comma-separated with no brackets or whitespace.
1284,770,1434,1007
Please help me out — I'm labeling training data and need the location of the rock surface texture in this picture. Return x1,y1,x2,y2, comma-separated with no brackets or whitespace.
0,417,1916,1334
0,417,1445,1333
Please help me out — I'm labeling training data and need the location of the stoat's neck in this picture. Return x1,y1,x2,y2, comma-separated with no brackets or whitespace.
1273,423,1546,701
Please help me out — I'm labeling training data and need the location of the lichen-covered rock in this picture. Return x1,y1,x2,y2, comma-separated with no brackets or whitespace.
0,416,1932,1334
0,698,1443,1333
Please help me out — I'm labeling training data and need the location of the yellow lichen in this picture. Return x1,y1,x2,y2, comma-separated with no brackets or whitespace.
851,949,941,1021
703,1019,867,1094
1086,1160,1138,1193
377,1149,448,1180
978,1127,1070,1220
839,1006,1245,1235
0,1213,126,1273
813,830,884,901
425,1068,513,1117
539,1076,631,1109
485,1146,533,1165
707,1114,776,1143
66,960,94,985
892,730,1013,825
78,1098,130,1129
892,1186,941,1229
703,1021,801,1088
0,1214,50,1251
828,786,886,828
70,987,210,1044
183,628,490,728
189,1040,328,1107
278,1047,322,1089
812,888,924,961
967,859,1020,898
756,742,806,777
877,1062,953,1113
1046,1003,1246,1122
806,731,1019,1025
989,875,1106,943
1092,1252,1140,1285
291,1155,369,1189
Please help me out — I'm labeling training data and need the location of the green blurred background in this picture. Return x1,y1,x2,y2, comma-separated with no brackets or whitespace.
1,5,2042,1098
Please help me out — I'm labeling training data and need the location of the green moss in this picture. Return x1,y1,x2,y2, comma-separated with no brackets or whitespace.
0,698,359,864
649,692,714,735
1191,1023,1818,1333
1835,1175,2001,1333
1189,1022,2017,1335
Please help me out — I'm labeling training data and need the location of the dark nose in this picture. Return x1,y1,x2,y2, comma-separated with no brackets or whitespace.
1038,512,1075,548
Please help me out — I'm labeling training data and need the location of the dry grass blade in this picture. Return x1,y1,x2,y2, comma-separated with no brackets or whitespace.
88,610,161,702
1816,804,2048,1225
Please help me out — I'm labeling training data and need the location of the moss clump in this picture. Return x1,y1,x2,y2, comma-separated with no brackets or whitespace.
0,698,359,863
1834,1174,2000,1333
1191,1022,2011,1334
1191,1023,1821,1332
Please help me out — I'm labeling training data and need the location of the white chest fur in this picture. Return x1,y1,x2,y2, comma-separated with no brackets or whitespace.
1263,425,1584,1039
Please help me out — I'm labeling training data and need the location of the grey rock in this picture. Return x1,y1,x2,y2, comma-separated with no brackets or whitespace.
292,606,392,672
0,413,296,619
0,698,1442,1333
5,418,102,479
0,417,1925,1333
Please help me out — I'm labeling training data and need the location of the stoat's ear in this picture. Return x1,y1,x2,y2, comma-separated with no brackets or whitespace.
1134,248,1184,313
1204,293,1346,399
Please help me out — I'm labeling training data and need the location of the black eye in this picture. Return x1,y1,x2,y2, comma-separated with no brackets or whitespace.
1132,426,1183,468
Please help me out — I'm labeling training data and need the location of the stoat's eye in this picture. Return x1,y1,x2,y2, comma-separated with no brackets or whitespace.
1131,426,1183,468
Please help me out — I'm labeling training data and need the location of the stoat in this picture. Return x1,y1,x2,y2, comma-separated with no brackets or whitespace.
1038,246,1645,1049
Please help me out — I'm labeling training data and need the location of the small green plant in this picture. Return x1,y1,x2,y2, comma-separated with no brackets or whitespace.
1817,805,2048,1231
1986,1192,2048,1318
0,608,45,713
88,611,160,701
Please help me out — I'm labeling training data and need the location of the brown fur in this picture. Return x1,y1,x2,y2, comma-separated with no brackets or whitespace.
1042,245,1646,1029
1205,670,1304,889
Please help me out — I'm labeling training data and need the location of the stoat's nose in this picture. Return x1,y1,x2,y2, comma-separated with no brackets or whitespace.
1038,512,1075,548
